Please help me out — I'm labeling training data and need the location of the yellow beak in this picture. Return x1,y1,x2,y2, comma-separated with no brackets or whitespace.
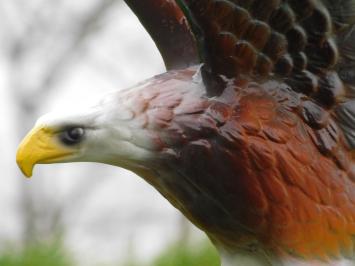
16,126,75,177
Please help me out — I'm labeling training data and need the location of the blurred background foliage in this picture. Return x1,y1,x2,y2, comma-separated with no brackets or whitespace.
0,241,73,266
150,241,219,266
0,239,219,266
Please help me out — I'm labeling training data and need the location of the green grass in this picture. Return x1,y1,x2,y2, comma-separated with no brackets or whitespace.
150,241,220,266
0,242,74,266
0,239,219,266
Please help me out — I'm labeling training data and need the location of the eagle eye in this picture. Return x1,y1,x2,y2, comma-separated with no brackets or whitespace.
60,127,85,145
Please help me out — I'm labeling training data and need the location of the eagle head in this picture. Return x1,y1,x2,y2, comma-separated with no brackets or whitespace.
16,90,156,177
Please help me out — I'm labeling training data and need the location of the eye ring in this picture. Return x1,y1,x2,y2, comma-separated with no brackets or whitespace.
60,127,85,145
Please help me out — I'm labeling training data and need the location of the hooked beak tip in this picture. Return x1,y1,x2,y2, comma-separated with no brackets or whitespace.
16,152,34,178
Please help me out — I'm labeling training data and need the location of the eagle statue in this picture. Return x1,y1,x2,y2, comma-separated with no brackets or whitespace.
16,0,355,265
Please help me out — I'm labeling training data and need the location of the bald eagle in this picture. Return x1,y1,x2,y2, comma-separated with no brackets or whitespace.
16,0,355,265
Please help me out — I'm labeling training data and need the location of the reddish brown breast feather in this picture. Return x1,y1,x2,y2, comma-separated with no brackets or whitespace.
129,68,354,261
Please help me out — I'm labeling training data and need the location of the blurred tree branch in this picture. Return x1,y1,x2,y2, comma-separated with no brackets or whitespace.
37,0,121,97
4,0,121,109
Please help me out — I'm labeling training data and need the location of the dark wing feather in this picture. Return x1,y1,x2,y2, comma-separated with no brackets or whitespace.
176,0,338,98
124,0,199,70
175,0,355,151
327,0,355,150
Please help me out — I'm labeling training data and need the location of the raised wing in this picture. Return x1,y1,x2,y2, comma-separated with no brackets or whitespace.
124,0,199,70
175,0,355,151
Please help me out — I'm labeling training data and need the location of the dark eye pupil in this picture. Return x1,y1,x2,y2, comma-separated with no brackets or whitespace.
61,127,84,145
68,128,84,140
